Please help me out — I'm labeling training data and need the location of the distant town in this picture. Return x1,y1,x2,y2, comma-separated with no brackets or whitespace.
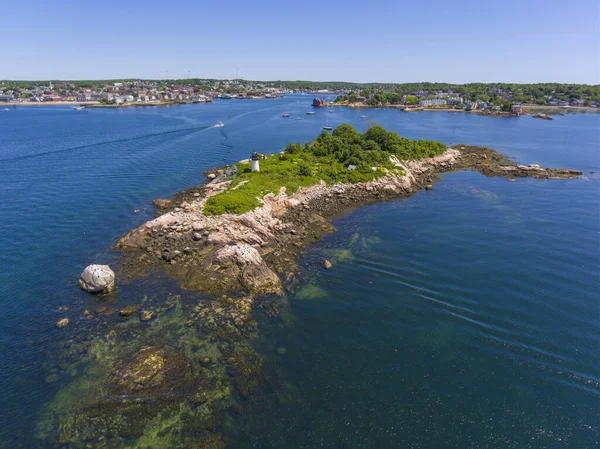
0,79,598,111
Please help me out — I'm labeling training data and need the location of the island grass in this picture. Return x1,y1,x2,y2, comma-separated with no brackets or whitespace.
204,124,446,216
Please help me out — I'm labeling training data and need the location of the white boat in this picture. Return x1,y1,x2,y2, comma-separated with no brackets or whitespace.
328,109,334,113
4,108,9,111
73,106,85,111
360,114,368,118
306,111,316,115
215,121,224,127
281,113,290,117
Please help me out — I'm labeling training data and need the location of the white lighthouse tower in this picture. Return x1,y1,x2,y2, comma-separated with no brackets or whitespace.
251,152,260,172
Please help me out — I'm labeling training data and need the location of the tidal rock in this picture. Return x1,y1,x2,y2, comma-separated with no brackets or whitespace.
322,259,332,269
120,304,141,317
78,264,115,293
207,173,216,180
152,198,171,209
140,310,154,321
56,318,69,328
425,184,433,190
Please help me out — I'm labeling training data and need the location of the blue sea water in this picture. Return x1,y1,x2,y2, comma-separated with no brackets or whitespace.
0,98,598,448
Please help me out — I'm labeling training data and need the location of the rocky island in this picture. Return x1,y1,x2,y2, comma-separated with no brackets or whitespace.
115,124,580,296
39,125,581,449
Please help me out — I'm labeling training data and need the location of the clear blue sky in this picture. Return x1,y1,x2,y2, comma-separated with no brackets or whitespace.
1,0,598,83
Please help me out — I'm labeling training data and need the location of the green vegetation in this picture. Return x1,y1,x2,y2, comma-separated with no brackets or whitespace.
203,124,445,216
333,83,600,106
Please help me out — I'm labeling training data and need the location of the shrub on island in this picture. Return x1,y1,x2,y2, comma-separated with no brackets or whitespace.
203,124,445,216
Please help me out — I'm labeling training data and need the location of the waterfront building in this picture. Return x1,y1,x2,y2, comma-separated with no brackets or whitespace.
418,98,447,107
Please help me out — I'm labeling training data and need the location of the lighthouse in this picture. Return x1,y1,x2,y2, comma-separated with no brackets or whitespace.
251,152,260,172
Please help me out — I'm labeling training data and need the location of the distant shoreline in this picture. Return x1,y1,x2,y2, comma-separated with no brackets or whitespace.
0,101,97,106
0,100,207,108
332,102,599,114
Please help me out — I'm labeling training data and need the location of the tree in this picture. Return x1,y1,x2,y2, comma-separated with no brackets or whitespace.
405,95,417,105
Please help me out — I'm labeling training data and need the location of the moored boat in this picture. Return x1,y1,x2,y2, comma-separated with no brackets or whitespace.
281,113,290,117
306,111,316,115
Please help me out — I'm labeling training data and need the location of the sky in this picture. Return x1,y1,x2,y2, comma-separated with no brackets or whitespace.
1,0,598,83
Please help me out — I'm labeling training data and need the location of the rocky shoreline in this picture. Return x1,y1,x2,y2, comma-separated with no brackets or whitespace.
115,145,581,297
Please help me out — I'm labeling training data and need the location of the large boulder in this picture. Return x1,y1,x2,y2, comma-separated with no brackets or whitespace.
214,244,281,295
78,264,115,293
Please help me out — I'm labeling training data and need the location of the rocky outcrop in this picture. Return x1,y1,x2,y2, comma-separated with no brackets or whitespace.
213,244,281,295
114,146,581,297
78,264,115,293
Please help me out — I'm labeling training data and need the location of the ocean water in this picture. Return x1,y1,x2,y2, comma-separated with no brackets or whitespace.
0,98,598,448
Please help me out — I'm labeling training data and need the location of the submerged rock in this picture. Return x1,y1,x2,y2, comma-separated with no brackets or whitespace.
140,310,154,321
56,318,69,328
119,304,141,317
78,264,115,293
112,347,169,393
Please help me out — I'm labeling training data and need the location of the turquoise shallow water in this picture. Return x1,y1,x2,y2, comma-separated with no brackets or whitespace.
0,98,598,448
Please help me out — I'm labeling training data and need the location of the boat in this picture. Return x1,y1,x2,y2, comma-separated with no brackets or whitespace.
323,126,333,130
215,121,224,127
296,117,304,120
281,113,290,117
360,114,368,118
306,111,316,115
219,94,232,99
73,106,85,111
3,108,9,111
328,109,334,113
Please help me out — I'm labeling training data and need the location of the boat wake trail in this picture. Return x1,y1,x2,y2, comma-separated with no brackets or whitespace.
219,127,234,165
0,125,214,163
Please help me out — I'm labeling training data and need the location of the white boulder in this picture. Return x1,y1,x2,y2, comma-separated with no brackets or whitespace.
78,264,115,293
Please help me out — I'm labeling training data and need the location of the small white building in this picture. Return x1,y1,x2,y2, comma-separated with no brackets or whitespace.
251,152,260,172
